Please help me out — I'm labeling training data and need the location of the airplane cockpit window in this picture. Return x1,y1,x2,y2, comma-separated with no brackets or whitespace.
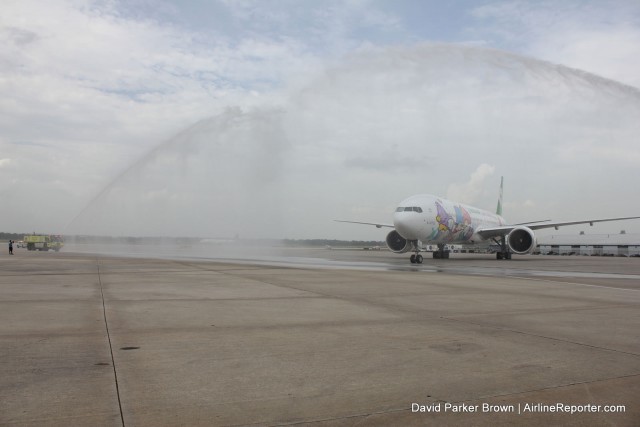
397,206,423,213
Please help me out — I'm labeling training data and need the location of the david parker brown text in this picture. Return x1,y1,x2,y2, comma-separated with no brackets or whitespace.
412,402,626,414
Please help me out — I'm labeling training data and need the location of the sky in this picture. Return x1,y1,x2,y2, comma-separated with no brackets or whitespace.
1,0,640,239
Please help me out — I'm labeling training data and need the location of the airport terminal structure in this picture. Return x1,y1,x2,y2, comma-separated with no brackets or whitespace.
536,232,640,256
430,232,640,257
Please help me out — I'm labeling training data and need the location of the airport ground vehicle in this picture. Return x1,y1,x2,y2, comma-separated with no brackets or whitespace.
24,235,64,251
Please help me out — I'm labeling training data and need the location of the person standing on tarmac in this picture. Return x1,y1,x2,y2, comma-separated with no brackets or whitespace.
9,240,13,255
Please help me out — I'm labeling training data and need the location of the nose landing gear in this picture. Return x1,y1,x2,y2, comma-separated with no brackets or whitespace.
409,243,451,263
409,241,423,264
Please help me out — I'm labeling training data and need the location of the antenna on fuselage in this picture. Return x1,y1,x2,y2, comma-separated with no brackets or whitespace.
496,176,504,216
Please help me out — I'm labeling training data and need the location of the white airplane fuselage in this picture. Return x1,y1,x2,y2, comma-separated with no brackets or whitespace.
336,178,640,263
393,194,505,244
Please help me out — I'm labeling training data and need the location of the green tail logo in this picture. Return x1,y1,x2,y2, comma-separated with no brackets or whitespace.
496,176,503,216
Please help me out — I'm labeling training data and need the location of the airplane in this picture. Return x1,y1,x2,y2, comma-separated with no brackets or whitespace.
336,177,640,263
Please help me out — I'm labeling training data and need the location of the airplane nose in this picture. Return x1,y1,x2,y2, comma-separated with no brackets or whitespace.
394,212,418,239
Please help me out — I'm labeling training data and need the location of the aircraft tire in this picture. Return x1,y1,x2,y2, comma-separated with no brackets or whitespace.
497,252,504,260
410,254,416,263
416,255,423,264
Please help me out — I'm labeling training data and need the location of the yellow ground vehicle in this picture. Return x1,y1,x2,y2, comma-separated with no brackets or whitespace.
24,235,64,252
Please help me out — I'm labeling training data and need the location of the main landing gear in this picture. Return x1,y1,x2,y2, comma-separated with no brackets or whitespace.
494,236,512,260
432,243,450,259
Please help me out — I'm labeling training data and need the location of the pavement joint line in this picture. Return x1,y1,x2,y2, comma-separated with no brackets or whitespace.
174,261,336,299
441,315,640,358
171,261,303,274
106,296,326,302
183,262,639,318
504,274,640,292
448,302,637,318
451,372,640,404
1,272,98,277
182,262,640,358
96,258,126,427
264,408,408,427
98,269,216,274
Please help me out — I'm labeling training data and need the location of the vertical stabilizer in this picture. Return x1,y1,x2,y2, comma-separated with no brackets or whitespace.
496,176,504,216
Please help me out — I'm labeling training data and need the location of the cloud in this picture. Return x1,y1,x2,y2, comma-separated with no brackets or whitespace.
344,150,432,171
469,1,640,88
447,164,496,205
218,0,402,51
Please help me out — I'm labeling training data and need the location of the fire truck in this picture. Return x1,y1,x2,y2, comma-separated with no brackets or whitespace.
24,235,64,252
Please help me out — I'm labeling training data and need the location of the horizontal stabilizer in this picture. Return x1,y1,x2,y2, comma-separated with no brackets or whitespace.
334,220,394,229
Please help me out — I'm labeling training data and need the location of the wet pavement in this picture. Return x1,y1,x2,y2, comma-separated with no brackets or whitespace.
1,248,638,426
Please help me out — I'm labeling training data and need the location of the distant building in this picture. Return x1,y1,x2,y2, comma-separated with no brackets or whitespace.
537,232,640,256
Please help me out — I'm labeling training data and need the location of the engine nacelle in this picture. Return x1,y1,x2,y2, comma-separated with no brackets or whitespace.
386,230,412,253
507,226,537,255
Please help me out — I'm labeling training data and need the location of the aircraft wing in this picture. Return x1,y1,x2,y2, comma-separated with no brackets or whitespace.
477,216,640,239
475,226,517,240
513,219,551,225
334,220,394,229
525,216,640,230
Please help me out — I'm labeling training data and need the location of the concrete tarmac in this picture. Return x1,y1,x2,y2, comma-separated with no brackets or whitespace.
1,249,639,426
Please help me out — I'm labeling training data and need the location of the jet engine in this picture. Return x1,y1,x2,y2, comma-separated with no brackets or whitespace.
386,230,413,253
507,226,537,255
